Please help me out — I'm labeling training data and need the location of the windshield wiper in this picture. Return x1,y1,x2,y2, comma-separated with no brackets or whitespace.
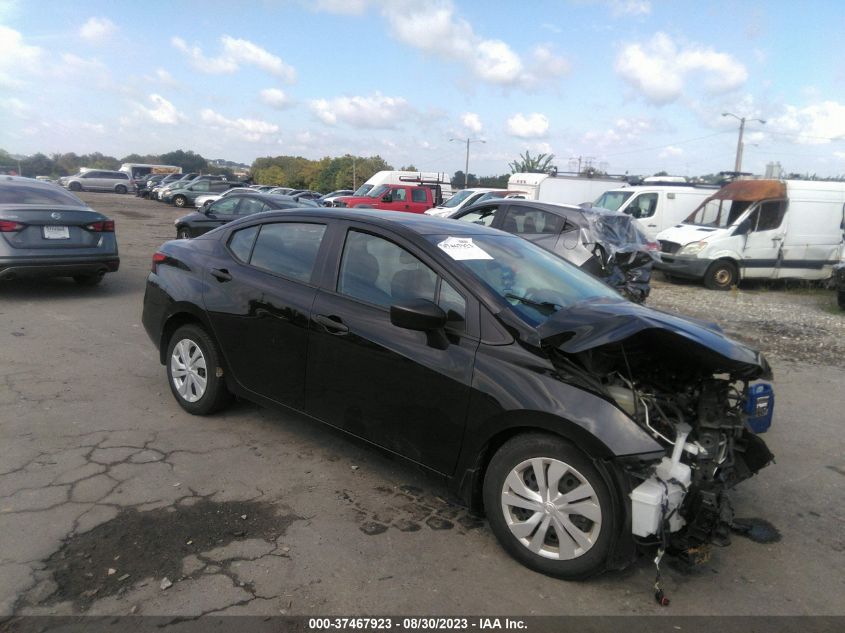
505,293,560,316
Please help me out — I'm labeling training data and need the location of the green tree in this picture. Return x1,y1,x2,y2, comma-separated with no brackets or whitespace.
21,153,54,177
509,151,555,174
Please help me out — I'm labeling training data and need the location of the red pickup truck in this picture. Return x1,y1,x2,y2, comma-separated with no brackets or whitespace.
333,184,440,213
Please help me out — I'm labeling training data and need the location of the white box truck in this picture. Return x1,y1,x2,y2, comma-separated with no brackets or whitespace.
594,181,719,240
656,179,845,289
508,172,629,205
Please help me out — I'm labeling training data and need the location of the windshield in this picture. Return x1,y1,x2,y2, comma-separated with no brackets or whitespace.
440,189,475,208
367,184,390,198
426,234,622,326
594,190,632,212
353,183,373,197
684,198,752,228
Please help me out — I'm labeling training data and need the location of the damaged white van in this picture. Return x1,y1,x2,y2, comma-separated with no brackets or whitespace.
656,179,845,289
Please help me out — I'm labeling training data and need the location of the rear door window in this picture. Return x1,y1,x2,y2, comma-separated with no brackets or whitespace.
456,204,502,227
249,223,327,283
502,208,564,234
236,198,269,216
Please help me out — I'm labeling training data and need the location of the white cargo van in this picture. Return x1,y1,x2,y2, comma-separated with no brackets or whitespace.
508,172,629,205
594,183,718,240
353,170,453,200
656,179,845,289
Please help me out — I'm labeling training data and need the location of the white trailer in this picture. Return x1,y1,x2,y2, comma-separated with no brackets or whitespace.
508,172,629,206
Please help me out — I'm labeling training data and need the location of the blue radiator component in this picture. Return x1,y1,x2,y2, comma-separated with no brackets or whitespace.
745,383,774,434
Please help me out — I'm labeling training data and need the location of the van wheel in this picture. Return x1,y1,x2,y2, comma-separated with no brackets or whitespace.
482,433,615,580
69,182,82,192
115,185,127,194
704,260,738,290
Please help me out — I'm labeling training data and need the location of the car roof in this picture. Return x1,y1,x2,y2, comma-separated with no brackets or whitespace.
229,207,508,237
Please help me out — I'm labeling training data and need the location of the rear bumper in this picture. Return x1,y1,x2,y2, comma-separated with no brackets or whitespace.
0,256,120,280
654,254,711,279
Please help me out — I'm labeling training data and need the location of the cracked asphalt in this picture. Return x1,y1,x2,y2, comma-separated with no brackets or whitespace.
0,192,843,617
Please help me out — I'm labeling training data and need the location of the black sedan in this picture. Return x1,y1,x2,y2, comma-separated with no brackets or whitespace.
0,176,119,285
451,199,657,303
174,193,319,239
143,208,774,579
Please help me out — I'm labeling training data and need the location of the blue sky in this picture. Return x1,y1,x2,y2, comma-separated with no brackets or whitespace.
1,0,844,178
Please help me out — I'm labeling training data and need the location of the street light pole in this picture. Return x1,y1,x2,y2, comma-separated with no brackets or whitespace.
722,112,765,173
450,137,485,188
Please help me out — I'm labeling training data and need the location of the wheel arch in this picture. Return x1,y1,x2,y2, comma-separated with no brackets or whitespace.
455,411,618,514
158,306,215,365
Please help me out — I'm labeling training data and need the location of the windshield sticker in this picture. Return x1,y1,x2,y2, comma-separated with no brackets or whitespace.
437,237,493,261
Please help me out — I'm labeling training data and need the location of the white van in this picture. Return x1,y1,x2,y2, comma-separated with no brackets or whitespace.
508,172,628,205
353,170,453,200
594,183,718,240
656,179,845,289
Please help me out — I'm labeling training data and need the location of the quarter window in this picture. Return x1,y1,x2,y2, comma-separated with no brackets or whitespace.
411,188,428,203
227,225,259,262
249,223,327,282
502,209,564,234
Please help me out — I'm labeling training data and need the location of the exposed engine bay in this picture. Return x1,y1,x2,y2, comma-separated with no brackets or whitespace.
539,303,775,558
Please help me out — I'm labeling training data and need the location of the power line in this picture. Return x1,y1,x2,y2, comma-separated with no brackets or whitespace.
599,131,733,158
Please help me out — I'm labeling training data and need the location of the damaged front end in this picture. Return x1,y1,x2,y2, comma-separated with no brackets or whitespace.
576,206,658,304
539,301,775,559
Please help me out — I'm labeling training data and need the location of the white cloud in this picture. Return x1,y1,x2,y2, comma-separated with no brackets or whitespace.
659,146,683,158
310,93,411,128
152,68,176,86
461,112,482,134
79,17,117,41
768,101,845,144
80,122,106,134
582,117,655,148
0,25,43,87
136,94,184,125
1,96,28,117
309,0,369,14
379,1,566,89
60,53,106,73
260,88,291,109
507,112,550,138
611,0,651,17
615,32,747,104
172,36,296,81
199,108,279,141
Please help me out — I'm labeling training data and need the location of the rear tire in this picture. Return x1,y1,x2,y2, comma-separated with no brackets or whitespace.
69,182,82,192
704,260,738,290
166,324,232,415
115,185,127,194
482,433,616,580
72,272,104,286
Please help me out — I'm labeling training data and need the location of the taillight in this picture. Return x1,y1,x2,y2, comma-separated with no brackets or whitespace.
151,251,167,273
85,220,115,232
0,220,24,232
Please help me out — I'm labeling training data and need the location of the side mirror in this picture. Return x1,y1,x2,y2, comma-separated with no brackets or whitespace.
390,299,449,349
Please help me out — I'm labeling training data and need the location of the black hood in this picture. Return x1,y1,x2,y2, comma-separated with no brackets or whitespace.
537,299,772,380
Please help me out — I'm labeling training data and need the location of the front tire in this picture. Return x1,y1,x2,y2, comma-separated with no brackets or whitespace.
483,433,616,580
177,227,191,239
704,260,738,290
166,325,232,415
174,195,187,208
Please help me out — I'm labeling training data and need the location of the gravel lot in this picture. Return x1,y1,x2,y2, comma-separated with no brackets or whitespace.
0,192,843,619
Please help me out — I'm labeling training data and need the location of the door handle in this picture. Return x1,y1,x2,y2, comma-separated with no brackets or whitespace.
210,268,232,282
314,314,349,334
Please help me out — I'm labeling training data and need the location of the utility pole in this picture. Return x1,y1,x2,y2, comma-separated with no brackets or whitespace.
722,112,765,172
450,137,485,188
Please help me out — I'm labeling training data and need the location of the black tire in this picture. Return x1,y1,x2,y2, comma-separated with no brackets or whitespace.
166,324,232,416
482,433,617,580
838,289,845,310
72,272,104,286
177,227,191,240
704,260,738,290
69,182,82,192
174,195,187,208
115,185,127,194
